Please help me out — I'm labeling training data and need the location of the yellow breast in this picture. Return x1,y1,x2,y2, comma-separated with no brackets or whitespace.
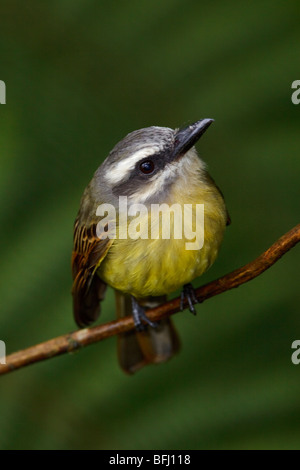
98,174,227,298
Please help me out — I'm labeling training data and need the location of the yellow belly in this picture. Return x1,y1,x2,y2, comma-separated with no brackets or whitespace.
98,183,227,298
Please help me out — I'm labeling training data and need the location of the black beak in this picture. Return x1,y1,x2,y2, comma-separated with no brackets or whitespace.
172,119,214,159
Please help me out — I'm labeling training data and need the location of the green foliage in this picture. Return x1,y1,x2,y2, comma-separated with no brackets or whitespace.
0,0,299,450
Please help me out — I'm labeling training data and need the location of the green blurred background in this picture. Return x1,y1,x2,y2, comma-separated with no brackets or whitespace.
0,0,299,450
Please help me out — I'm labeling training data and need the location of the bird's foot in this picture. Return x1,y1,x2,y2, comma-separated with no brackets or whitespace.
180,283,198,315
131,297,158,331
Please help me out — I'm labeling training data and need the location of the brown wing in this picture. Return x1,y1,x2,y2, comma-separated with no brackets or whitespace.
72,217,113,328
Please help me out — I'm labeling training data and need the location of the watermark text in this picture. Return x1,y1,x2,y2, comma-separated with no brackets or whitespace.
291,340,300,365
96,196,205,251
0,340,6,364
291,80,300,105
0,80,6,104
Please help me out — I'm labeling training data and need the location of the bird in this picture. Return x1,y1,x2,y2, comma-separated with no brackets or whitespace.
71,119,230,374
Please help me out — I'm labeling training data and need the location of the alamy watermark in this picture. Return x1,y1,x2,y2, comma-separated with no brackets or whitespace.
291,340,300,365
291,80,300,105
0,340,6,364
0,80,6,104
96,196,205,251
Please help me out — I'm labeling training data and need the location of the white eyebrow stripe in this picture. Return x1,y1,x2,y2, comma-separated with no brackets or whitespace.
104,146,161,185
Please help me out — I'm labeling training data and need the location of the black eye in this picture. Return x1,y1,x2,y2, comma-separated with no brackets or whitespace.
140,160,155,174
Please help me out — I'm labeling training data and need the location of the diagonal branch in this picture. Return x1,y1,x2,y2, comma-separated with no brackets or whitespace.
1,224,299,376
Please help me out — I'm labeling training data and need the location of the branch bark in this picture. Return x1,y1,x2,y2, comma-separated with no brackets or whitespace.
1,224,299,376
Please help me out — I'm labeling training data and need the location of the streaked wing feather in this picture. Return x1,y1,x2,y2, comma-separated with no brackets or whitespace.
72,217,113,327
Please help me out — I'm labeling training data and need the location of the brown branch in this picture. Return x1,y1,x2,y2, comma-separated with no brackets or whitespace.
1,224,299,376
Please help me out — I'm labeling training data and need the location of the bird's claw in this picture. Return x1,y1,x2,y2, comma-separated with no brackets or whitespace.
131,297,158,331
180,283,198,315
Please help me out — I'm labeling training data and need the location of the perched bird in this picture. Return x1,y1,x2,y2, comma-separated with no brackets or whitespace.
72,119,230,373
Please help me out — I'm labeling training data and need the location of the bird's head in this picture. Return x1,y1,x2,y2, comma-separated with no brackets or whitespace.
95,119,214,204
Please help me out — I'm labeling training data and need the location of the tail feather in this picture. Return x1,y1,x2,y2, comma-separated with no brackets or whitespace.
115,291,180,374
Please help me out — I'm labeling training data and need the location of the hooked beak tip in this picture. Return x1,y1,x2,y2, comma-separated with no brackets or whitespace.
173,118,214,158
